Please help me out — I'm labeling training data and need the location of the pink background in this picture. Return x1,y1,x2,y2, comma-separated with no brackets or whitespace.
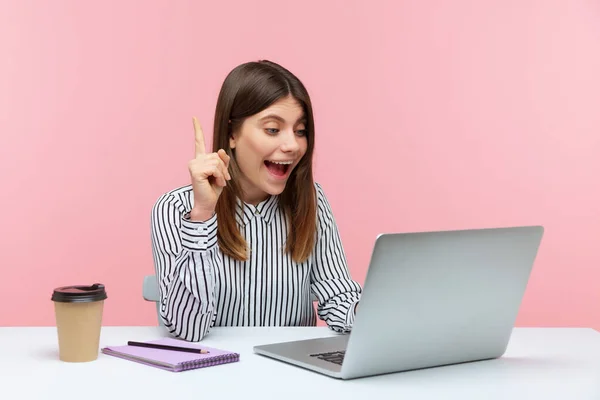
1,1,598,329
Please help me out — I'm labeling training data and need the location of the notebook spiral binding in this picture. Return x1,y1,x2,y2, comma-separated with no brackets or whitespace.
181,352,240,371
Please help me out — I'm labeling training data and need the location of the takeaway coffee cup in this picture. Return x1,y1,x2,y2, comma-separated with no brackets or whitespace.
51,283,107,362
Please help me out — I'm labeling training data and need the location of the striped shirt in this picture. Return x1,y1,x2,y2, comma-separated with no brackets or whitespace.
150,182,362,342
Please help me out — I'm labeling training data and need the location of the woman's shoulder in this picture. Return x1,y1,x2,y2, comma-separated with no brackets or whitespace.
313,181,326,204
313,181,335,223
152,184,194,213
313,181,324,195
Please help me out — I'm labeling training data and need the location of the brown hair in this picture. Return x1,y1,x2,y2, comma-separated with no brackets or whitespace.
212,60,317,263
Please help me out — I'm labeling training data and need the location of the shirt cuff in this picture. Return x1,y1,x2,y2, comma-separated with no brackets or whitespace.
180,212,219,252
344,299,360,330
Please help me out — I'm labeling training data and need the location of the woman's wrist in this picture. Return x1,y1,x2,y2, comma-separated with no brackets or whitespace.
189,208,215,222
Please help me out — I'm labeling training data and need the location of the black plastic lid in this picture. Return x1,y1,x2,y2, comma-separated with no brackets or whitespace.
51,283,107,303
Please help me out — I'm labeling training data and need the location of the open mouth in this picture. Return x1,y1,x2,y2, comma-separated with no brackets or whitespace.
264,160,293,177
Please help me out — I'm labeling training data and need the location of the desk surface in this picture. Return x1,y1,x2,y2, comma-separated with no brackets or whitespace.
1,326,599,399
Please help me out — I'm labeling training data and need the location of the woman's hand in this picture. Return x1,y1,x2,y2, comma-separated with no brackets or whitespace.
188,117,231,221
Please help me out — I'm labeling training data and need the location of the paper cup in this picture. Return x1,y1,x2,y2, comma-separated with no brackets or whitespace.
51,283,107,362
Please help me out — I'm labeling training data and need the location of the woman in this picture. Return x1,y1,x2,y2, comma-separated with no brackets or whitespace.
151,60,362,342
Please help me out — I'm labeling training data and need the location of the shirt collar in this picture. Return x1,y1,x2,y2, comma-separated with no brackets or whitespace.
235,194,280,226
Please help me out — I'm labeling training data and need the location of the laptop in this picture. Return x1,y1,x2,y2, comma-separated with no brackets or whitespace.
253,225,544,379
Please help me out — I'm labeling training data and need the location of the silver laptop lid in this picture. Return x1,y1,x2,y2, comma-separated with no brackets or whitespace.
340,226,544,379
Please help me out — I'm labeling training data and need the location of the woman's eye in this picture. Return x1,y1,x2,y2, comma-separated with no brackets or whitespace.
265,128,279,135
296,129,308,136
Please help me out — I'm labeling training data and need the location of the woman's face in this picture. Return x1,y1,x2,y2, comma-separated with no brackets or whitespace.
230,95,308,205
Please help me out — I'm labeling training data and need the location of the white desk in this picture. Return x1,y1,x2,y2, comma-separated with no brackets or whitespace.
1,326,599,399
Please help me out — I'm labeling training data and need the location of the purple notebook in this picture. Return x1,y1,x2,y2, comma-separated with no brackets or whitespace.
101,338,240,372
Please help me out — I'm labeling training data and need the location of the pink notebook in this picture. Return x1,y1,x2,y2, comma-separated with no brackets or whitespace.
101,338,240,372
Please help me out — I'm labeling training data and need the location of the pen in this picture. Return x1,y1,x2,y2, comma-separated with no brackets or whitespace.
127,341,210,354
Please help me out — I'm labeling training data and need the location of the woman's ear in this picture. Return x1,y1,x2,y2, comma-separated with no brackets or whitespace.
228,119,236,149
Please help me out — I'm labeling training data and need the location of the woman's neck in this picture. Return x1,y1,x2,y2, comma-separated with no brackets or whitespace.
238,183,270,206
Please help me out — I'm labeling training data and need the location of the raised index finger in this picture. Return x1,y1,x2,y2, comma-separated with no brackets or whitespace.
192,117,206,157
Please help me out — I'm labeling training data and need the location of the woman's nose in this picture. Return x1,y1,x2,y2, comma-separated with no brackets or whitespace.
280,130,300,152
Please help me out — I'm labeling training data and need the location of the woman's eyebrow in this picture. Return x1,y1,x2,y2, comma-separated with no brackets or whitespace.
259,114,285,123
259,114,306,124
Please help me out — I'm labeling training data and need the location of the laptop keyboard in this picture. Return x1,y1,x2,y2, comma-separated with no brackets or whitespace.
310,350,346,365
